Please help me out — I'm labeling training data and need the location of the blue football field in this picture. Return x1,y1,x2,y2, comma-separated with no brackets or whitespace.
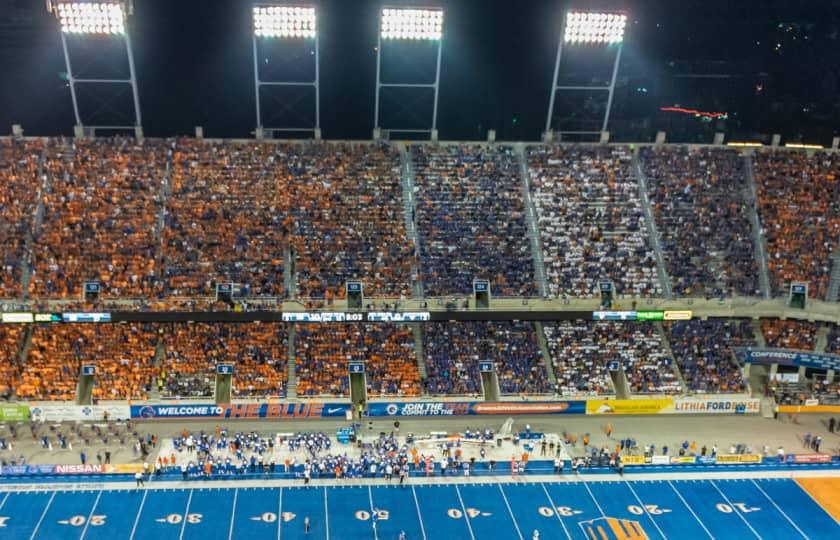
0,478,838,539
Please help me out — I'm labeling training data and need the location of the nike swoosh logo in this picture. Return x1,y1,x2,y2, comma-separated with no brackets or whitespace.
326,407,344,414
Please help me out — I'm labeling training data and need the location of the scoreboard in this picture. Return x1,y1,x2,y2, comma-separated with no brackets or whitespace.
1,310,692,324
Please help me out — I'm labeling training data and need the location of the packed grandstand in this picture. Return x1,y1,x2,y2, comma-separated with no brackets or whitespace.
0,137,839,408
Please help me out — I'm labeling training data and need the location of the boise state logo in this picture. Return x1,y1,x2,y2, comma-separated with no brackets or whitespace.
139,405,156,419
385,404,399,416
81,406,92,417
580,517,648,539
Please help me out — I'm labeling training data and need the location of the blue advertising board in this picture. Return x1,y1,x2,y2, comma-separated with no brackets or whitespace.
366,401,586,417
81,365,96,376
478,361,494,373
130,402,351,419
738,348,840,372
216,364,235,375
348,362,365,374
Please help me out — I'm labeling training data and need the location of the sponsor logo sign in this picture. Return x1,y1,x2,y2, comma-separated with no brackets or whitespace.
670,456,697,464
650,455,670,465
28,404,129,422
672,398,760,414
130,402,350,419
585,399,673,415
619,455,647,465
791,454,832,464
0,404,29,421
716,454,763,464
366,401,586,417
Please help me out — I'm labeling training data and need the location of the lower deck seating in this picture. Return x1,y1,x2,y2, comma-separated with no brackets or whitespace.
295,324,420,397
422,322,550,396
761,319,819,351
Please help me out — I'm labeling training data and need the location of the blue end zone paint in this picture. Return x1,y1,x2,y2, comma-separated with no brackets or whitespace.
714,478,806,540
1,479,839,539
756,478,840,538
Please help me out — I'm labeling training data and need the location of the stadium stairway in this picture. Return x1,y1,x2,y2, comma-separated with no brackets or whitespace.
533,321,557,388
750,319,768,348
284,246,295,299
19,145,50,296
609,366,631,399
154,156,173,285
815,323,830,353
410,323,428,387
655,321,688,394
828,238,840,302
399,145,424,297
743,154,773,299
516,144,549,297
632,149,673,298
148,337,165,400
287,324,297,398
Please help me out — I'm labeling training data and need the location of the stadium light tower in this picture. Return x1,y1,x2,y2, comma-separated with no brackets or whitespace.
374,7,444,140
252,4,320,139
47,0,142,138
544,11,628,140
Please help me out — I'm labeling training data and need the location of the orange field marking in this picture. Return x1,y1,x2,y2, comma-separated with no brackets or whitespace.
795,477,840,523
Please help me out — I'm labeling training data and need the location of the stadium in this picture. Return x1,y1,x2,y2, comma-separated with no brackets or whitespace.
0,0,840,539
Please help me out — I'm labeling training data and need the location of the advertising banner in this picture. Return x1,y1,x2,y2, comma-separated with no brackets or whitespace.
0,464,55,476
29,404,130,422
54,464,106,475
130,402,351,420
585,399,673,415
366,401,586,417
650,455,670,465
670,456,697,464
0,404,29,421
778,405,840,414
620,455,647,465
716,454,763,464
738,348,840,372
791,454,833,464
695,456,717,465
671,398,760,415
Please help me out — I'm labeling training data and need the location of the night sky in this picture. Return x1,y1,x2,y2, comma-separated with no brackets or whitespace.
0,0,838,143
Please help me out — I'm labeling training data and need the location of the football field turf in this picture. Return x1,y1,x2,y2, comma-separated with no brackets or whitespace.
1,477,839,539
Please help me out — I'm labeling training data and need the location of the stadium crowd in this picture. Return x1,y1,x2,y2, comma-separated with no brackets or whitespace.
0,139,42,298
752,150,840,299
528,145,661,297
29,138,168,298
761,319,819,351
160,323,288,398
665,319,755,393
295,324,420,397
544,321,680,395
412,144,537,297
421,322,551,396
640,146,759,297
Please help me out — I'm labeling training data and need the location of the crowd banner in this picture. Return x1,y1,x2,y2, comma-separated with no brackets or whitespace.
29,404,130,422
671,398,760,414
792,454,833,464
586,399,674,415
366,401,586,417
0,403,29,421
130,402,351,420
716,454,763,464
737,348,840,371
